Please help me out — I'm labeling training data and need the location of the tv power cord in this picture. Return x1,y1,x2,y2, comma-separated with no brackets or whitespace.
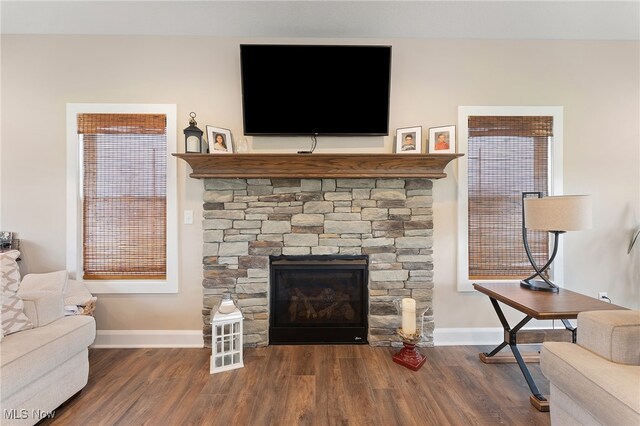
298,134,318,154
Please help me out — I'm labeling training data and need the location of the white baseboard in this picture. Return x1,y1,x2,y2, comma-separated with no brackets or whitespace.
434,327,503,346
434,323,567,346
93,330,204,348
92,326,563,348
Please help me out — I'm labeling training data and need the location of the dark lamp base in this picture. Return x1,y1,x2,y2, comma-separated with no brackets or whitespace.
392,341,426,371
520,279,559,293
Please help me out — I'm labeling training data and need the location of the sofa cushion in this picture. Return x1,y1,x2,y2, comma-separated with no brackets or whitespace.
578,310,640,365
0,315,95,399
1,250,33,337
541,342,640,425
20,270,68,293
19,291,64,327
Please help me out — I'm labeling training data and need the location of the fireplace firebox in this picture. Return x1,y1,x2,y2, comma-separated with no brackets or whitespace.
269,255,368,345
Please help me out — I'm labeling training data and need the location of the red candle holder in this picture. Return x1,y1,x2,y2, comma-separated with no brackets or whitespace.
393,329,426,371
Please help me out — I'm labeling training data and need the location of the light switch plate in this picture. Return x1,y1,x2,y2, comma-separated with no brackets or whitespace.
184,210,194,225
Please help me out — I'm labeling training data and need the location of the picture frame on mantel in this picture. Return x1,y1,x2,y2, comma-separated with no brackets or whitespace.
395,126,422,154
428,125,456,154
206,125,233,154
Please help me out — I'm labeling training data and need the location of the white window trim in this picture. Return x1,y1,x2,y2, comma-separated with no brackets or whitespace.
66,103,178,294
457,106,564,292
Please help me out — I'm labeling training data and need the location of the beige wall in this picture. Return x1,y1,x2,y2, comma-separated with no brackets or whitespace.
1,36,638,332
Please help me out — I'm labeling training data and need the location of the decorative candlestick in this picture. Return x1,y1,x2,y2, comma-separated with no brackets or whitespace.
392,298,427,371
393,328,427,371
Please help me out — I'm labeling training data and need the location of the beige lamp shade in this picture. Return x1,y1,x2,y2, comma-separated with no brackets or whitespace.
524,195,592,232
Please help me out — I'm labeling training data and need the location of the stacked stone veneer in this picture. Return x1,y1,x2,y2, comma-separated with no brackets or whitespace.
201,178,434,348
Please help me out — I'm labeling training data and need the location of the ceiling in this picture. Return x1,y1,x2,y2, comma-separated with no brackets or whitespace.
1,1,638,40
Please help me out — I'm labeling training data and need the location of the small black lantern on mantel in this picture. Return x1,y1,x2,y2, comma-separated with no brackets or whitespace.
184,112,204,153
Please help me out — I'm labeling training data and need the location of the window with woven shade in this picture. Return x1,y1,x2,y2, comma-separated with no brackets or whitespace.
79,113,167,280
67,104,177,294
457,107,563,291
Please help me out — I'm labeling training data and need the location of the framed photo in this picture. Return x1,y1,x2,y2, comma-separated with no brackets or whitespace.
395,126,422,154
0,231,13,249
206,126,233,154
428,125,456,154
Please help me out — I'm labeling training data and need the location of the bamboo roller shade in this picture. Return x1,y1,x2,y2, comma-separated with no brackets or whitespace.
78,114,166,135
79,113,167,280
468,116,552,280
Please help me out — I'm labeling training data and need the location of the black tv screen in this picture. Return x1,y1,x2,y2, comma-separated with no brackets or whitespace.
240,44,392,136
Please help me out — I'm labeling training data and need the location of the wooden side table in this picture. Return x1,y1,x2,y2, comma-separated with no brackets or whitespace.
473,283,627,411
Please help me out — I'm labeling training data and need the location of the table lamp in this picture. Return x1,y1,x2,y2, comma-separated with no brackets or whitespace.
521,192,592,292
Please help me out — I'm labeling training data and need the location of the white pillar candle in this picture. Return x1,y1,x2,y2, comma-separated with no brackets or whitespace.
401,298,416,335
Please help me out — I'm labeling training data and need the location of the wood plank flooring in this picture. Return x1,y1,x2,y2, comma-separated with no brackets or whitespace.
40,345,550,426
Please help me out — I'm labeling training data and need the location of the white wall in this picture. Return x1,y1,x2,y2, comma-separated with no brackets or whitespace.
1,36,638,334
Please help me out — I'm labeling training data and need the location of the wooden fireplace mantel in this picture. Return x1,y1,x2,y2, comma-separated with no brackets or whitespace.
173,153,462,179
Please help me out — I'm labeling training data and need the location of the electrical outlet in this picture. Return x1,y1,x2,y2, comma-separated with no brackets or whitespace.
598,292,608,301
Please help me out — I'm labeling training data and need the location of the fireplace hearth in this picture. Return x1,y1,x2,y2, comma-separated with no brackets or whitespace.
269,255,368,344
198,177,436,348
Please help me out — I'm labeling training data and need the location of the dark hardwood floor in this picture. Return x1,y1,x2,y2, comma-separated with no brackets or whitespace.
41,345,550,426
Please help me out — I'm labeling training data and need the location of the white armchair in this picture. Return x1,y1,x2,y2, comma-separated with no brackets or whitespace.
541,310,640,425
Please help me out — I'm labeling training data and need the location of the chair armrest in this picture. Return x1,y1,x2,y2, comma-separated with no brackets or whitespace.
17,291,64,327
578,310,640,365
541,342,640,424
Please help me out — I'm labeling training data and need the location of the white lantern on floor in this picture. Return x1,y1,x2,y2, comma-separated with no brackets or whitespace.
210,292,244,374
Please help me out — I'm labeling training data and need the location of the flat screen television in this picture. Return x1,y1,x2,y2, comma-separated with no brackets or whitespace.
240,44,392,136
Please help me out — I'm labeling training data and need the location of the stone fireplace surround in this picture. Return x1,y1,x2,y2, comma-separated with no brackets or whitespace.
201,177,434,348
